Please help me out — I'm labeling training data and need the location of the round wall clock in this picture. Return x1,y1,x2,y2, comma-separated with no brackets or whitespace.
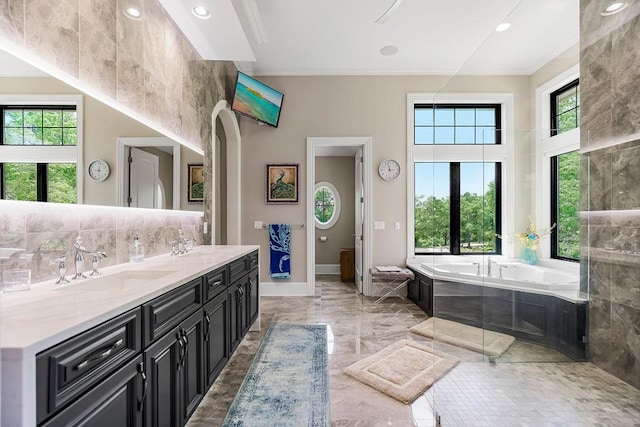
378,159,401,181
87,159,110,182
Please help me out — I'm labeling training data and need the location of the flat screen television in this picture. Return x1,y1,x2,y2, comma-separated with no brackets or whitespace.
231,71,284,128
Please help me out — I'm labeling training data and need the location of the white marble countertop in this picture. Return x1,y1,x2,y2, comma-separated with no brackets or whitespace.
0,244,259,358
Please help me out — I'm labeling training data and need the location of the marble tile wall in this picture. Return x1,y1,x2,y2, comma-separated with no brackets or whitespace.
0,0,238,244
0,200,204,284
580,0,640,390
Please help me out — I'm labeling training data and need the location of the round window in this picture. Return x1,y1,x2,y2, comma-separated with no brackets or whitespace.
314,181,341,230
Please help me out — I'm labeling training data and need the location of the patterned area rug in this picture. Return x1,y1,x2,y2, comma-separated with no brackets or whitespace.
410,317,515,357
222,324,329,427
344,339,459,404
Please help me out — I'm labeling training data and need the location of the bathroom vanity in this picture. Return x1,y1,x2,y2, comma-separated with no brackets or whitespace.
0,245,259,427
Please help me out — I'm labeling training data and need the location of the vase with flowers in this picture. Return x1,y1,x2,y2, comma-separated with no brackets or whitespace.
514,218,555,265
497,218,555,265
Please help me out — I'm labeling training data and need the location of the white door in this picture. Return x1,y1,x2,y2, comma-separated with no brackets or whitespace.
128,147,159,209
354,148,364,294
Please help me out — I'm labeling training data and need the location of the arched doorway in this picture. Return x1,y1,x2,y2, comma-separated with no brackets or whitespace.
211,100,242,245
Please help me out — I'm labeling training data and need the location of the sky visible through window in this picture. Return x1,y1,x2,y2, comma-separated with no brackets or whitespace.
415,163,495,198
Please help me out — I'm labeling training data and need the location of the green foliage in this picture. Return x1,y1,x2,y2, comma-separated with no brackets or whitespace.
314,187,335,223
556,151,580,259
4,163,36,201
415,181,496,253
3,108,77,145
47,164,77,204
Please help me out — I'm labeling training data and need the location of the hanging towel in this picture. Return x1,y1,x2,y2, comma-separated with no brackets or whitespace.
269,224,291,279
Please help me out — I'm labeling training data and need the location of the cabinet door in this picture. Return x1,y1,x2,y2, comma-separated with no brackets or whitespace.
407,275,420,303
248,268,259,327
144,329,180,427
178,310,206,426
419,277,433,316
203,292,230,387
239,275,249,337
42,355,144,427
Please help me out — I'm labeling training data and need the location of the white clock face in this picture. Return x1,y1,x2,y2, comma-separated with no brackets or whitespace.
378,159,400,181
88,159,110,182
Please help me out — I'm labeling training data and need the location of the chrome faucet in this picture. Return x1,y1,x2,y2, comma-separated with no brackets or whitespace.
171,228,192,256
487,256,493,277
499,264,508,279
72,236,107,279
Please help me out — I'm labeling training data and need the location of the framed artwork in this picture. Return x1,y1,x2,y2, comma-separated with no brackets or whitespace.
188,164,204,203
266,163,299,204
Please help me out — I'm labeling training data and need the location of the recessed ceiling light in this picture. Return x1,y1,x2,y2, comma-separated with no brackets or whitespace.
601,2,627,15
495,22,511,32
122,7,142,20
380,45,399,56
192,6,211,19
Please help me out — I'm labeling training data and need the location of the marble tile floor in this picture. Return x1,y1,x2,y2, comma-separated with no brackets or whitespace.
187,275,640,427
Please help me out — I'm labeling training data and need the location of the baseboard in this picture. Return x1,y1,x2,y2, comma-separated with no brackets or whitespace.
260,281,310,296
315,264,340,275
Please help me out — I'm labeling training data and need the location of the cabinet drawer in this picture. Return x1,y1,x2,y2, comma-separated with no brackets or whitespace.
36,308,142,424
203,266,228,301
143,278,202,346
248,250,259,271
229,256,248,283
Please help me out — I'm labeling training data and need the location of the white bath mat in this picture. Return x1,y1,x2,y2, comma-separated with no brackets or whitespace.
410,317,515,357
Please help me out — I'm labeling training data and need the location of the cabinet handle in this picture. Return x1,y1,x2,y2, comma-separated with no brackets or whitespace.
204,313,211,342
176,331,185,370
74,338,124,371
181,330,188,367
238,287,244,296
249,279,253,291
137,362,148,412
209,280,222,289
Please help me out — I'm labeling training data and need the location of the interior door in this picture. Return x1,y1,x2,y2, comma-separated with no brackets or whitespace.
128,147,159,208
354,148,364,294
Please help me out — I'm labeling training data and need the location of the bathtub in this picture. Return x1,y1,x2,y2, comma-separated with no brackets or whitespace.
416,259,579,291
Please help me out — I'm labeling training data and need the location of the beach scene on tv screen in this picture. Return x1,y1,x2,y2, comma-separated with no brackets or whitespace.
232,73,283,126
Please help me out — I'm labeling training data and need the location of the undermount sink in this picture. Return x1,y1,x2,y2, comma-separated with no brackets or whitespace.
55,270,177,292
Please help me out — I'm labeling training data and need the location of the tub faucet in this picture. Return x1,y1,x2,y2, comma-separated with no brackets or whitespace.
472,262,480,276
487,256,493,277
499,264,508,279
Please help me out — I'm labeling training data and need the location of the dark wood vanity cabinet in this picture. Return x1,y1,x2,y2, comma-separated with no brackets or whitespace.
203,290,230,387
144,309,205,427
35,250,259,427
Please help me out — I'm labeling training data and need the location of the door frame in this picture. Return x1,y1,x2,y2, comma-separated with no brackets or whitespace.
306,137,373,297
116,137,180,210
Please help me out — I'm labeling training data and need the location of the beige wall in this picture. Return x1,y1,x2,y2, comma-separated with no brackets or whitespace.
241,75,532,285
314,156,356,266
0,76,205,208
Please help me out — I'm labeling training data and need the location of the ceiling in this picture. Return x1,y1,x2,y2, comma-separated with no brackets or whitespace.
168,0,579,76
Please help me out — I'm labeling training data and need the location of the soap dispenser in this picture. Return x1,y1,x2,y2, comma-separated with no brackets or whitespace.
130,234,145,263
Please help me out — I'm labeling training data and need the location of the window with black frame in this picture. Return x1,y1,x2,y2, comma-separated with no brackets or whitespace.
414,104,501,145
1,106,77,203
550,79,579,136
551,151,580,261
414,162,501,255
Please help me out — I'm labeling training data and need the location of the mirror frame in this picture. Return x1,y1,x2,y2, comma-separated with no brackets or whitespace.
116,137,181,210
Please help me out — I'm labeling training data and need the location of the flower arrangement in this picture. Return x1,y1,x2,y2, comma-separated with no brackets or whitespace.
514,218,555,250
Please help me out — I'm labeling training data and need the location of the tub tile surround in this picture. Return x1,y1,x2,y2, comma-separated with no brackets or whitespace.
581,0,640,390
0,201,204,285
0,0,239,245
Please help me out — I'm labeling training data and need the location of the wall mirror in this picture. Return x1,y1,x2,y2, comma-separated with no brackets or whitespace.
0,49,203,211
314,181,341,229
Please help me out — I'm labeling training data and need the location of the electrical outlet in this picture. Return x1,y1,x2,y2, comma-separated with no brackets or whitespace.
254,221,263,229
394,221,400,230
203,221,208,234
374,221,385,230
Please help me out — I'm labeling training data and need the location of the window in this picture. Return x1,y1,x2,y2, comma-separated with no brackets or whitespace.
1,104,79,203
408,94,512,258
551,150,579,260
414,104,501,145
414,162,501,254
314,181,341,230
550,79,579,136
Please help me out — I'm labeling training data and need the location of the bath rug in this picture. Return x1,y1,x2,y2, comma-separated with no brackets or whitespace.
344,339,459,404
222,324,329,427
410,317,515,357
